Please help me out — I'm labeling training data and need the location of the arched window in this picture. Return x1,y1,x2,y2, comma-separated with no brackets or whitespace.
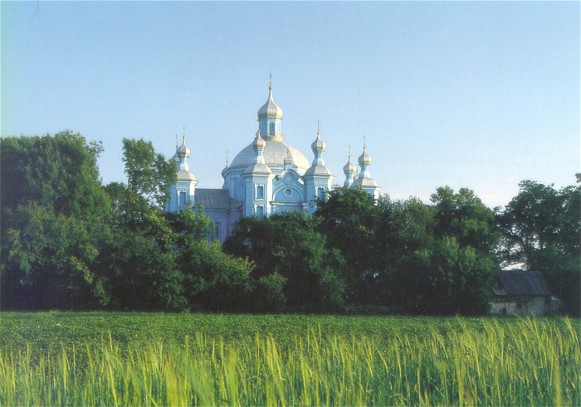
256,185,264,199
269,122,275,136
179,191,187,205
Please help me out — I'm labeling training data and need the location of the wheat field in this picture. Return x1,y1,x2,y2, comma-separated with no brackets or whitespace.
1,313,579,406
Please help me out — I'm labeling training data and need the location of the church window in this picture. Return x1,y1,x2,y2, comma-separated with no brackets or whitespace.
317,187,325,200
284,188,292,197
208,222,222,242
269,122,275,136
256,205,264,218
179,191,187,206
256,185,264,199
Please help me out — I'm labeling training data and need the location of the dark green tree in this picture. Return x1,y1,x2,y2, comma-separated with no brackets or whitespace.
171,209,254,312
224,212,346,312
431,186,499,253
372,196,436,311
497,180,580,315
1,132,111,310
314,187,377,306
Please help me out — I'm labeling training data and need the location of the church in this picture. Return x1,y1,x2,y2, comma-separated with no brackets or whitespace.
166,81,380,242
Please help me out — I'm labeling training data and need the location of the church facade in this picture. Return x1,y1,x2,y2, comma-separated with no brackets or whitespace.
166,83,380,242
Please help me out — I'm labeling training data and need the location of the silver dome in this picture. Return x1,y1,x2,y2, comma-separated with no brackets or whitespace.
230,138,310,173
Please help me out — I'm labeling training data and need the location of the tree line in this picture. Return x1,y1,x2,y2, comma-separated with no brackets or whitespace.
1,132,579,315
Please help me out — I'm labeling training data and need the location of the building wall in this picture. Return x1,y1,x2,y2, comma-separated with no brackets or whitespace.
490,296,552,316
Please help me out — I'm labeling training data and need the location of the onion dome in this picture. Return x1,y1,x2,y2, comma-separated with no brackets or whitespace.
358,143,372,166
343,155,356,174
176,129,190,157
305,123,332,177
244,128,272,175
178,142,190,157
173,130,197,182
257,80,283,119
311,123,326,153
253,129,266,150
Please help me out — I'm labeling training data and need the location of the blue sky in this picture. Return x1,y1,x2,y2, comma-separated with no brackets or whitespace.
2,1,579,207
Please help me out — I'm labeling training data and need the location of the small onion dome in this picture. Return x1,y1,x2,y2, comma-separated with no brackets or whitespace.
177,142,190,157
253,129,266,150
311,130,326,153
343,158,356,174
358,149,372,166
257,87,283,119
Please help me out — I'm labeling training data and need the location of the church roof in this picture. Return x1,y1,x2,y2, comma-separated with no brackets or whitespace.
177,169,196,181
305,164,332,177
229,138,310,173
244,162,272,175
194,188,237,209
351,176,378,188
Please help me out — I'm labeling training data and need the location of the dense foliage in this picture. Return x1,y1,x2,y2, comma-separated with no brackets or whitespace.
1,133,579,314
1,134,254,312
223,213,346,312
497,180,581,315
1,313,579,406
309,187,498,314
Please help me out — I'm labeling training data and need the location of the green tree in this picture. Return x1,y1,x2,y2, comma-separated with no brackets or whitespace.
224,212,346,312
104,208,186,311
406,236,495,315
0,131,108,218
105,141,254,312
314,187,377,306
171,210,254,312
372,196,436,311
315,186,497,314
430,186,499,253
497,180,580,315
1,133,111,310
103,139,185,311
122,138,176,209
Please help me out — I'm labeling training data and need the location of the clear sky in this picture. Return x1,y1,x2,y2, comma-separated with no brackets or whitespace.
2,1,579,208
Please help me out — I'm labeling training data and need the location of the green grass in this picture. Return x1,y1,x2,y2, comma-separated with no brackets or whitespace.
1,313,579,406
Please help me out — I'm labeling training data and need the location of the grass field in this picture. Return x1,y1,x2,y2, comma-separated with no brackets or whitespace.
1,313,579,406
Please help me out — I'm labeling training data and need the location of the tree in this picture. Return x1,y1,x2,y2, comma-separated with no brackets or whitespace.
122,138,176,209
314,187,377,305
105,141,254,312
224,212,346,312
315,186,497,314
497,180,580,315
430,186,499,253
0,131,109,218
372,196,436,311
171,210,254,312
1,133,111,310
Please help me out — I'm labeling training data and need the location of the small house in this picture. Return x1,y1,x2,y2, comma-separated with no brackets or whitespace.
490,270,558,316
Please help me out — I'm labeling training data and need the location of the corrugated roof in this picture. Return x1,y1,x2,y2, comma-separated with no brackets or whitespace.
494,270,551,297
194,188,234,210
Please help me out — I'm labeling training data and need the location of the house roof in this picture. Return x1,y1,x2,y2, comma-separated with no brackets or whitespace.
493,270,551,297
194,188,238,210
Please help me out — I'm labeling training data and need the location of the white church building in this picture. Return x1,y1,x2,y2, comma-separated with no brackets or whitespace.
166,82,380,242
